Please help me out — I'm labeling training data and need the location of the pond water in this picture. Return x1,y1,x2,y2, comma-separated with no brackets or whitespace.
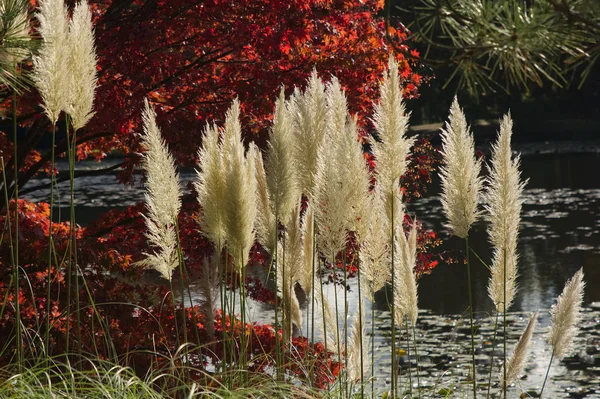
22,141,600,397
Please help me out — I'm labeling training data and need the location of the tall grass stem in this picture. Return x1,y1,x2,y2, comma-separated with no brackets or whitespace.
466,236,477,398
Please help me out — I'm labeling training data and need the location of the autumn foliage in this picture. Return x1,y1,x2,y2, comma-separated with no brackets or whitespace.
1,0,422,190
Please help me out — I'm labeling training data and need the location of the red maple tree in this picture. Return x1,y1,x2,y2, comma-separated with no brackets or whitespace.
1,0,422,194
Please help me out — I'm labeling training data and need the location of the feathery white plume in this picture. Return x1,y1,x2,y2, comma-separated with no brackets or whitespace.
195,122,226,249
314,122,348,256
66,0,98,130
291,70,328,199
439,97,483,238
338,114,371,239
298,203,319,295
371,55,414,217
250,144,277,253
325,77,347,144
265,87,298,225
360,189,391,300
504,312,537,385
485,114,527,312
548,268,585,361
221,99,257,270
137,99,182,280
393,219,419,326
299,203,316,295
32,0,70,123
347,298,368,382
276,203,305,339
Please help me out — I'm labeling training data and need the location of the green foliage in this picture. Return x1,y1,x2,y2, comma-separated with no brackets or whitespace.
0,0,35,95
392,0,600,94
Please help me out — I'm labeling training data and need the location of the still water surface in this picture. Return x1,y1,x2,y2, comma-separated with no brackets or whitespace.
23,143,600,397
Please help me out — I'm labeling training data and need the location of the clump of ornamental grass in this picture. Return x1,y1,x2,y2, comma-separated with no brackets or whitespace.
136,99,182,281
540,268,586,397
312,77,371,384
0,353,331,399
0,357,163,399
195,99,258,379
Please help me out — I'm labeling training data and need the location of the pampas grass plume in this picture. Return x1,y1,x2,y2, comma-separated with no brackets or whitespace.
371,55,414,197
265,87,297,224
195,122,226,249
549,268,585,361
276,203,305,337
486,113,527,312
291,70,327,199
504,312,538,385
250,144,277,253
222,99,257,269
360,189,391,299
66,0,98,130
339,114,371,238
393,219,419,326
439,97,483,238
347,298,368,382
138,99,182,280
33,0,70,123
299,203,315,294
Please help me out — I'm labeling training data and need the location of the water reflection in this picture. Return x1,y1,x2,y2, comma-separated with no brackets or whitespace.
22,152,600,313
